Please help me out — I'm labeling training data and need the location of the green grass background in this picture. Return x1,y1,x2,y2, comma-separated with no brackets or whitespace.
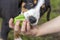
0,0,60,40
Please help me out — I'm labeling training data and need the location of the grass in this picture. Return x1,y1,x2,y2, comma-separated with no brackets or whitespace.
0,0,60,40
0,18,2,30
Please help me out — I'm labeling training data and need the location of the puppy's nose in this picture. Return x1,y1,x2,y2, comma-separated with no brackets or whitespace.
29,16,36,24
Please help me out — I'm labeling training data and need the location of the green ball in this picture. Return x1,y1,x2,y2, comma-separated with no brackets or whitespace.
14,14,25,26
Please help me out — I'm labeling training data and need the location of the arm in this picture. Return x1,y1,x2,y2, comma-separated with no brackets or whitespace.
36,16,60,36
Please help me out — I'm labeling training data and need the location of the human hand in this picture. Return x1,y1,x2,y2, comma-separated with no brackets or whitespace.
9,18,38,36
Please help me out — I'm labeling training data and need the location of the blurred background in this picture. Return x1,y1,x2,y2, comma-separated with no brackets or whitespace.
0,0,60,40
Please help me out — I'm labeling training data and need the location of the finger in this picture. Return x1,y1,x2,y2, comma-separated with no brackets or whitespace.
14,20,20,32
9,18,14,29
21,20,27,32
26,20,30,31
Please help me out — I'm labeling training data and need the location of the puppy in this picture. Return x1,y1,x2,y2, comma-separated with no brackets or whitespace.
21,0,51,25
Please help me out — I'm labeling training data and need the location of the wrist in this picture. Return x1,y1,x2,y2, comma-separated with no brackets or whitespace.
31,27,39,37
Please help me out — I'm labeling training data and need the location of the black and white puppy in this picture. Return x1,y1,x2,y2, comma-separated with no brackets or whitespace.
20,0,51,25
